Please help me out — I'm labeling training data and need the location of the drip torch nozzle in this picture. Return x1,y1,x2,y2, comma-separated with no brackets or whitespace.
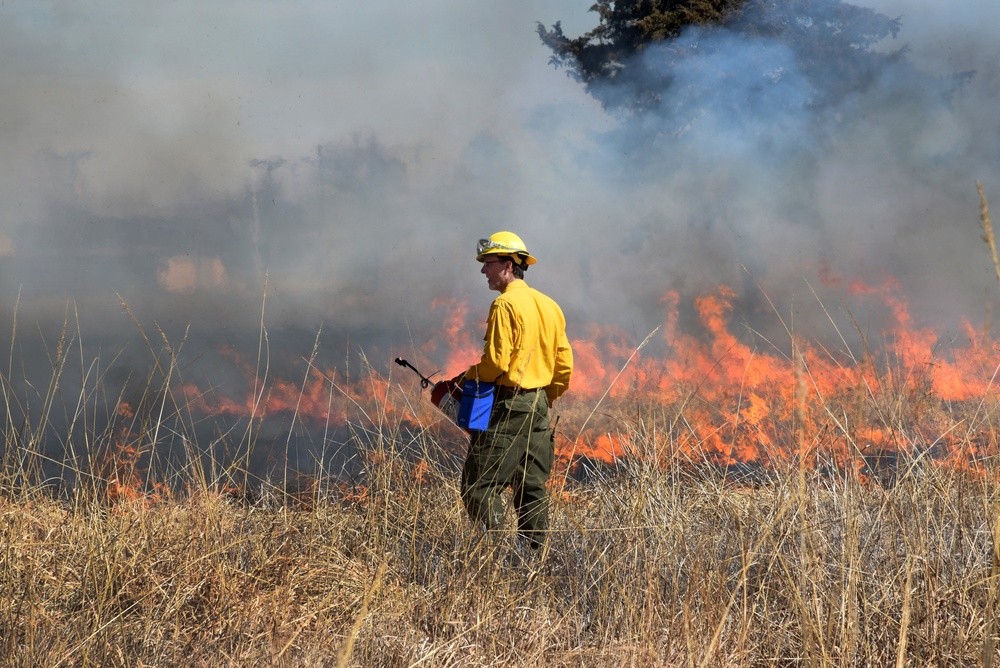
395,357,464,428
394,357,435,389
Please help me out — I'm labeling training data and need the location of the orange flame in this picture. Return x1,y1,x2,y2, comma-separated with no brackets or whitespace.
426,296,483,372
96,402,169,506
171,278,1000,479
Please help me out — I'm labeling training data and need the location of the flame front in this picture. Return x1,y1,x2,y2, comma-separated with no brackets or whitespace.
560,279,999,475
174,278,1000,478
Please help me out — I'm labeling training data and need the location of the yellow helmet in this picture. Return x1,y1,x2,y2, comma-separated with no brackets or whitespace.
475,231,537,266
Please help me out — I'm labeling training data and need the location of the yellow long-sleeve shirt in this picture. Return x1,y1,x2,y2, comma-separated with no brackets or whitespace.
464,280,573,405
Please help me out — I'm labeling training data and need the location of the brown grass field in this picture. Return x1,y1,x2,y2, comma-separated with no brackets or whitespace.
2,378,999,667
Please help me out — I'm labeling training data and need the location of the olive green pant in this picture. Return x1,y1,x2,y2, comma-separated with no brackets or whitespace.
460,389,554,547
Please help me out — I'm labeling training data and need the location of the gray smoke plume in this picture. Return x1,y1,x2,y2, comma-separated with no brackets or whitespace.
1,0,999,431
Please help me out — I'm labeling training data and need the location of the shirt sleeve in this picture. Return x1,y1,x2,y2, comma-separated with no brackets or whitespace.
546,328,573,404
465,300,516,383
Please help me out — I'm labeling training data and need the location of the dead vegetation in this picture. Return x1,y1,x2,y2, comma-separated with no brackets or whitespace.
2,400,999,666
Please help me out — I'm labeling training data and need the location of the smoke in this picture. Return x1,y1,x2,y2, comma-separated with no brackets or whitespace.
548,0,1000,346
1,0,999,407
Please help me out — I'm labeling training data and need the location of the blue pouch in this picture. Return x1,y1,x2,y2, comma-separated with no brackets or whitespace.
457,380,495,431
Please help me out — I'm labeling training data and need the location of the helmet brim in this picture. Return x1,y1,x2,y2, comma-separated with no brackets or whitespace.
476,251,537,266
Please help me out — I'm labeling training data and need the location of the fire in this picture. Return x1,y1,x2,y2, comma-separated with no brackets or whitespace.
94,401,169,506
425,296,482,372
168,277,1000,480
556,278,999,475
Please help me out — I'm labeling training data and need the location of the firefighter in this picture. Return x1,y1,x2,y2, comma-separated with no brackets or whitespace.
455,231,573,550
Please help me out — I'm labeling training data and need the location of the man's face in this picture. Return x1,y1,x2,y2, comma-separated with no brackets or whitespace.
480,256,512,292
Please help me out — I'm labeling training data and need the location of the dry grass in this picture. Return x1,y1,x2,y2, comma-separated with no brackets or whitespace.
2,399,999,666
4,223,1000,665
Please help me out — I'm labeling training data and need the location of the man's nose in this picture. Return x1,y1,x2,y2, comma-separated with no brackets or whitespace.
481,263,488,274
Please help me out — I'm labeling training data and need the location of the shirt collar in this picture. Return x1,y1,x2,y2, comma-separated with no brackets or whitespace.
502,279,527,293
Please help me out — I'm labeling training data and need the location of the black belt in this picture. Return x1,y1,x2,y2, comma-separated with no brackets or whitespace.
494,385,542,399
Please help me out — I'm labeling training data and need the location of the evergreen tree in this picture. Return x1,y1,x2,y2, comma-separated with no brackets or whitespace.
538,0,905,115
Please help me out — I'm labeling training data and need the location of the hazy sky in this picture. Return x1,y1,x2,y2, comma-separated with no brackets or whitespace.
3,0,1000,373
1,2,598,333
